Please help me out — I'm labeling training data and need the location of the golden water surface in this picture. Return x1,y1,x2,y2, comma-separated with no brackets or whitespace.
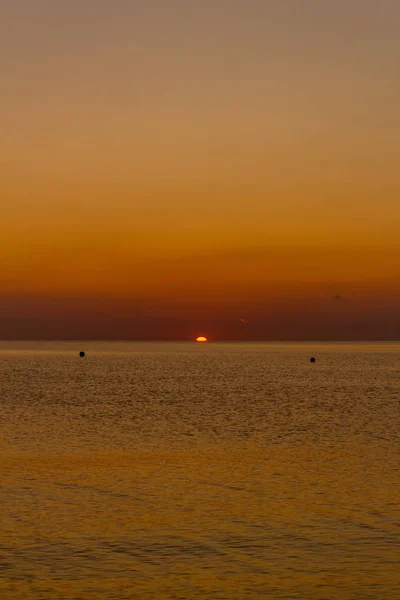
0,342,399,599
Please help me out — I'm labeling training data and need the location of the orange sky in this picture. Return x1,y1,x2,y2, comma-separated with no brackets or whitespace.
1,1,400,339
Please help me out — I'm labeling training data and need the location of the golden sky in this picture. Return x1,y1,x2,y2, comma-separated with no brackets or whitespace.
1,1,400,339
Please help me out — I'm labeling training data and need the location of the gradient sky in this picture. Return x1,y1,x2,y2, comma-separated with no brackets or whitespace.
1,0,400,339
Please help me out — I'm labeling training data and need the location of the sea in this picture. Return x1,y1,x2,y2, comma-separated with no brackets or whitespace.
0,341,399,599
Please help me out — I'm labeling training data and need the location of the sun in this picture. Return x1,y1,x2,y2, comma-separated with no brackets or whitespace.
196,336,208,342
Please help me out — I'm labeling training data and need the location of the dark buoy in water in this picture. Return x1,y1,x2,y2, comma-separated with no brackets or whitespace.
79,351,85,358
310,357,316,363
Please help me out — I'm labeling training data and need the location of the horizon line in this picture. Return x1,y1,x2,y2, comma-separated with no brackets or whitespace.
1,339,400,344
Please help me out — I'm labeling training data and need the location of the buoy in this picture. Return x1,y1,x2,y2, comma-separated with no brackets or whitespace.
310,357,316,363
79,351,85,358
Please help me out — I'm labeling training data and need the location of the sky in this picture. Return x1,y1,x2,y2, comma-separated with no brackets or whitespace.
1,0,400,340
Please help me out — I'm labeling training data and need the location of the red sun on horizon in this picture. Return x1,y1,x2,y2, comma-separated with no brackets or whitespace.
196,336,208,342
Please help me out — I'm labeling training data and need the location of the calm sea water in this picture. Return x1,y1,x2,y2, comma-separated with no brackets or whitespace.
0,342,399,599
